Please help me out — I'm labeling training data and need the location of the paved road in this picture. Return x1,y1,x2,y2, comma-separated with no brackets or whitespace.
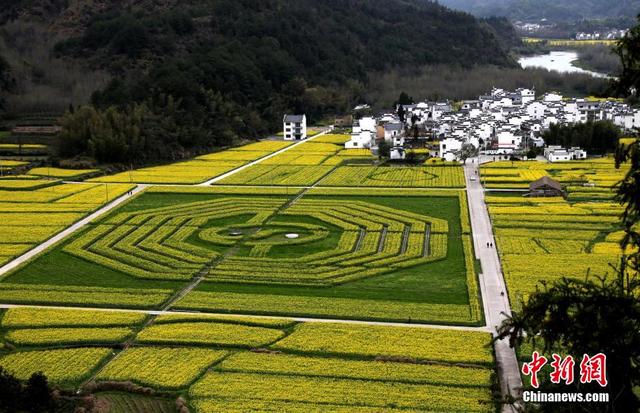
0,184,148,278
464,159,523,411
198,127,333,186
0,303,490,332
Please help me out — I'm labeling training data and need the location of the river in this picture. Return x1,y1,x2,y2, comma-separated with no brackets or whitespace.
518,50,609,78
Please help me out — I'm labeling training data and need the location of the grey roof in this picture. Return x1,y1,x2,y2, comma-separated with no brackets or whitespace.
385,123,403,131
530,176,563,191
284,114,305,122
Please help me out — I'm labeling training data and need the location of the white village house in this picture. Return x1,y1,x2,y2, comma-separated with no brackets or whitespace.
544,146,588,162
346,117,376,149
283,114,307,141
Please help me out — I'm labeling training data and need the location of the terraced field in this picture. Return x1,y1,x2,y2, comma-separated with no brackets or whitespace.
480,158,627,194
320,165,466,188
483,164,631,310
90,141,293,184
0,180,134,266
0,308,497,412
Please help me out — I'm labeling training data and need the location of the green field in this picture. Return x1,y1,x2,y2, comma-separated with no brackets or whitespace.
4,187,481,324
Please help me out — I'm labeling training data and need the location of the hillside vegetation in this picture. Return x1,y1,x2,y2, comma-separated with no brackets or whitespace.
0,0,517,163
439,0,640,21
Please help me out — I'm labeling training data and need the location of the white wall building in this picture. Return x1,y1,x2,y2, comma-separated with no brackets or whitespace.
439,137,463,162
543,92,563,102
346,116,377,149
544,146,588,162
283,114,307,140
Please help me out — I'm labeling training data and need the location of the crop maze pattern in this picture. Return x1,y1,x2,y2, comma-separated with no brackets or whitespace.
65,197,449,286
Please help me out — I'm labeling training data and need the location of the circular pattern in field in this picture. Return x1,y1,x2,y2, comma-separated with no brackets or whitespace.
64,197,449,286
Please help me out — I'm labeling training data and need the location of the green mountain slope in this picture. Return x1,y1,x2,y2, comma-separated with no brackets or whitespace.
0,0,517,162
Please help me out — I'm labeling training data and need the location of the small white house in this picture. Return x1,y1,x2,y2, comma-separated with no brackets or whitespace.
518,88,536,105
439,137,463,162
544,146,588,162
543,92,563,102
283,114,307,141
384,122,403,140
346,117,376,149
496,130,521,150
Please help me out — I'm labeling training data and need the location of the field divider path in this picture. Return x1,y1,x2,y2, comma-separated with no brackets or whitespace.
198,127,333,186
354,227,367,251
377,226,388,253
400,226,411,254
423,224,431,257
464,159,523,412
0,184,148,278
0,303,490,332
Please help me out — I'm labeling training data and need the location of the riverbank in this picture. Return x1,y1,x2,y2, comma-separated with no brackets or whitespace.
518,50,610,78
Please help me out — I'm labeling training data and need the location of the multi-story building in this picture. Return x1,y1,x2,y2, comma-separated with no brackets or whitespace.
283,114,307,141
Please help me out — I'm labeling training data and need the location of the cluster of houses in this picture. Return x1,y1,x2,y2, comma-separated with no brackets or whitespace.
575,29,628,41
340,88,639,162
346,114,407,159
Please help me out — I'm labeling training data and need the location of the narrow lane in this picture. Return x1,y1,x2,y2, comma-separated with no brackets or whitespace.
0,303,490,332
464,159,523,411
198,127,333,186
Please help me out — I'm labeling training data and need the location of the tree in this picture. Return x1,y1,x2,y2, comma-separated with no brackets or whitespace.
614,14,640,101
397,91,414,106
24,373,53,413
378,140,390,158
411,124,419,140
542,121,620,155
0,369,57,413
0,367,22,413
0,54,14,113
455,143,478,164
615,136,640,258
405,150,419,165
397,104,406,123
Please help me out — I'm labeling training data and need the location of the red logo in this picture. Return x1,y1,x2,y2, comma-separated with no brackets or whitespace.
550,354,575,385
579,353,608,387
522,352,607,388
521,351,548,388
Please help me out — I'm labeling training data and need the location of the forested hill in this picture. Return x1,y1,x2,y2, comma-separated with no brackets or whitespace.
0,0,517,163
438,0,640,21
